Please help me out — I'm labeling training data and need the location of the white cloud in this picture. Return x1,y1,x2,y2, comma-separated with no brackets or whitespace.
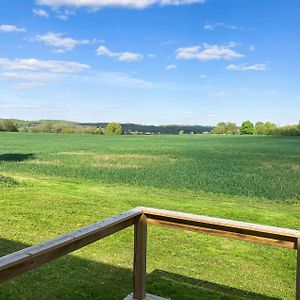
148,54,156,59
96,72,155,88
176,43,244,61
34,32,90,52
227,63,267,71
1,71,58,82
0,58,90,73
203,22,240,31
0,24,26,32
0,58,90,89
166,64,177,70
56,9,75,20
37,0,205,9
33,8,49,18
96,46,143,62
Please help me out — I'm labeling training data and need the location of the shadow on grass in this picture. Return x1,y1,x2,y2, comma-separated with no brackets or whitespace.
0,153,35,162
147,269,280,300
0,238,281,300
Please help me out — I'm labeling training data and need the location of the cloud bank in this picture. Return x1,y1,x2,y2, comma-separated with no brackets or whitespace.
37,0,205,9
0,58,90,89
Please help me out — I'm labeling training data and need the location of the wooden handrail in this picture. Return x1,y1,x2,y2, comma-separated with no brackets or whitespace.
0,207,299,299
142,207,300,249
0,207,141,283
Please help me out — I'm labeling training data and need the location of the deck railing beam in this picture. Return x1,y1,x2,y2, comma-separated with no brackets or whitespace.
0,206,299,299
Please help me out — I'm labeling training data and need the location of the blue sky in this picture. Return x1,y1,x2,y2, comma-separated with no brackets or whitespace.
0,0,299,125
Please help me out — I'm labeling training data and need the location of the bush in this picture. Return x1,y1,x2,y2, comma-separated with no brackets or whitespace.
104,123,123,135
2,120,18,132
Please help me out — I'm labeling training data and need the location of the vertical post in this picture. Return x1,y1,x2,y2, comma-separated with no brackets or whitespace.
297,238,300,300
133,213,147,300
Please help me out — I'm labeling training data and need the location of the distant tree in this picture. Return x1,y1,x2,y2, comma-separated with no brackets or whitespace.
36,123,52,133
93,127,104,134
262,122,277,135
75,126,103,134
62,127,76,134
225,122,238,135
178,130,184,135
277,125,300,136
18,127,28,132
211,122,226,134
51,123,72,133
240,121,255,135
3,120,18,132
211,122,238,135
105,122,122,135
0,121,5,131
255,122,264,134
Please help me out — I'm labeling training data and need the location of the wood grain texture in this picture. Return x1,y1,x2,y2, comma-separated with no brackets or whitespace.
0,207,142,283
141,207,300,249
133,213,147,300
296,238,300,300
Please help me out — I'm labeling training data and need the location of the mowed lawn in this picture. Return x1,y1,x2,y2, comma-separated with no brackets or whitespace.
0,133,300,299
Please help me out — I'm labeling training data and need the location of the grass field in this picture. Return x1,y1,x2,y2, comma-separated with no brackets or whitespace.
0,132,300,299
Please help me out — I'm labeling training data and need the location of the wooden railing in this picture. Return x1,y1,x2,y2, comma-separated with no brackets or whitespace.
0,207,299,299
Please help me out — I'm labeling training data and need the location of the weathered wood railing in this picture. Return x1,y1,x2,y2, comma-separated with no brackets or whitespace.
0,207,299,299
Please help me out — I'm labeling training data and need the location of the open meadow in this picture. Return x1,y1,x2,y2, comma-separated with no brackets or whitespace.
0,132,300,299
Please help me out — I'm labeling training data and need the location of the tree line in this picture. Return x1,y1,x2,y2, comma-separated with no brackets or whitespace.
1,118,300,136
211,121,300,136
0,119,212,135
0,120,122,135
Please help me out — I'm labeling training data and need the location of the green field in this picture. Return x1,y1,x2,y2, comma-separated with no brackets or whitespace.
0,132,300,299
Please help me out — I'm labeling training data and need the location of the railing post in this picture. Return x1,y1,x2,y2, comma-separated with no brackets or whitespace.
297,238,300,300
133,213,147,300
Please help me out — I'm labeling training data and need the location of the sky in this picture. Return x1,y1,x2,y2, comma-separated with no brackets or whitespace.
0,0,299,125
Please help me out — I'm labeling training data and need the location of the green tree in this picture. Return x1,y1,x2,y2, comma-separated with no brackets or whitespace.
3,120,18,132
262,122,277,135
240,121,255,135
211,122,226,134
225,122,238,135
105,122,122,135
36,122,52,133
211,122,238,135
255,122,264,134
178,130,184,135
0,121,5,131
